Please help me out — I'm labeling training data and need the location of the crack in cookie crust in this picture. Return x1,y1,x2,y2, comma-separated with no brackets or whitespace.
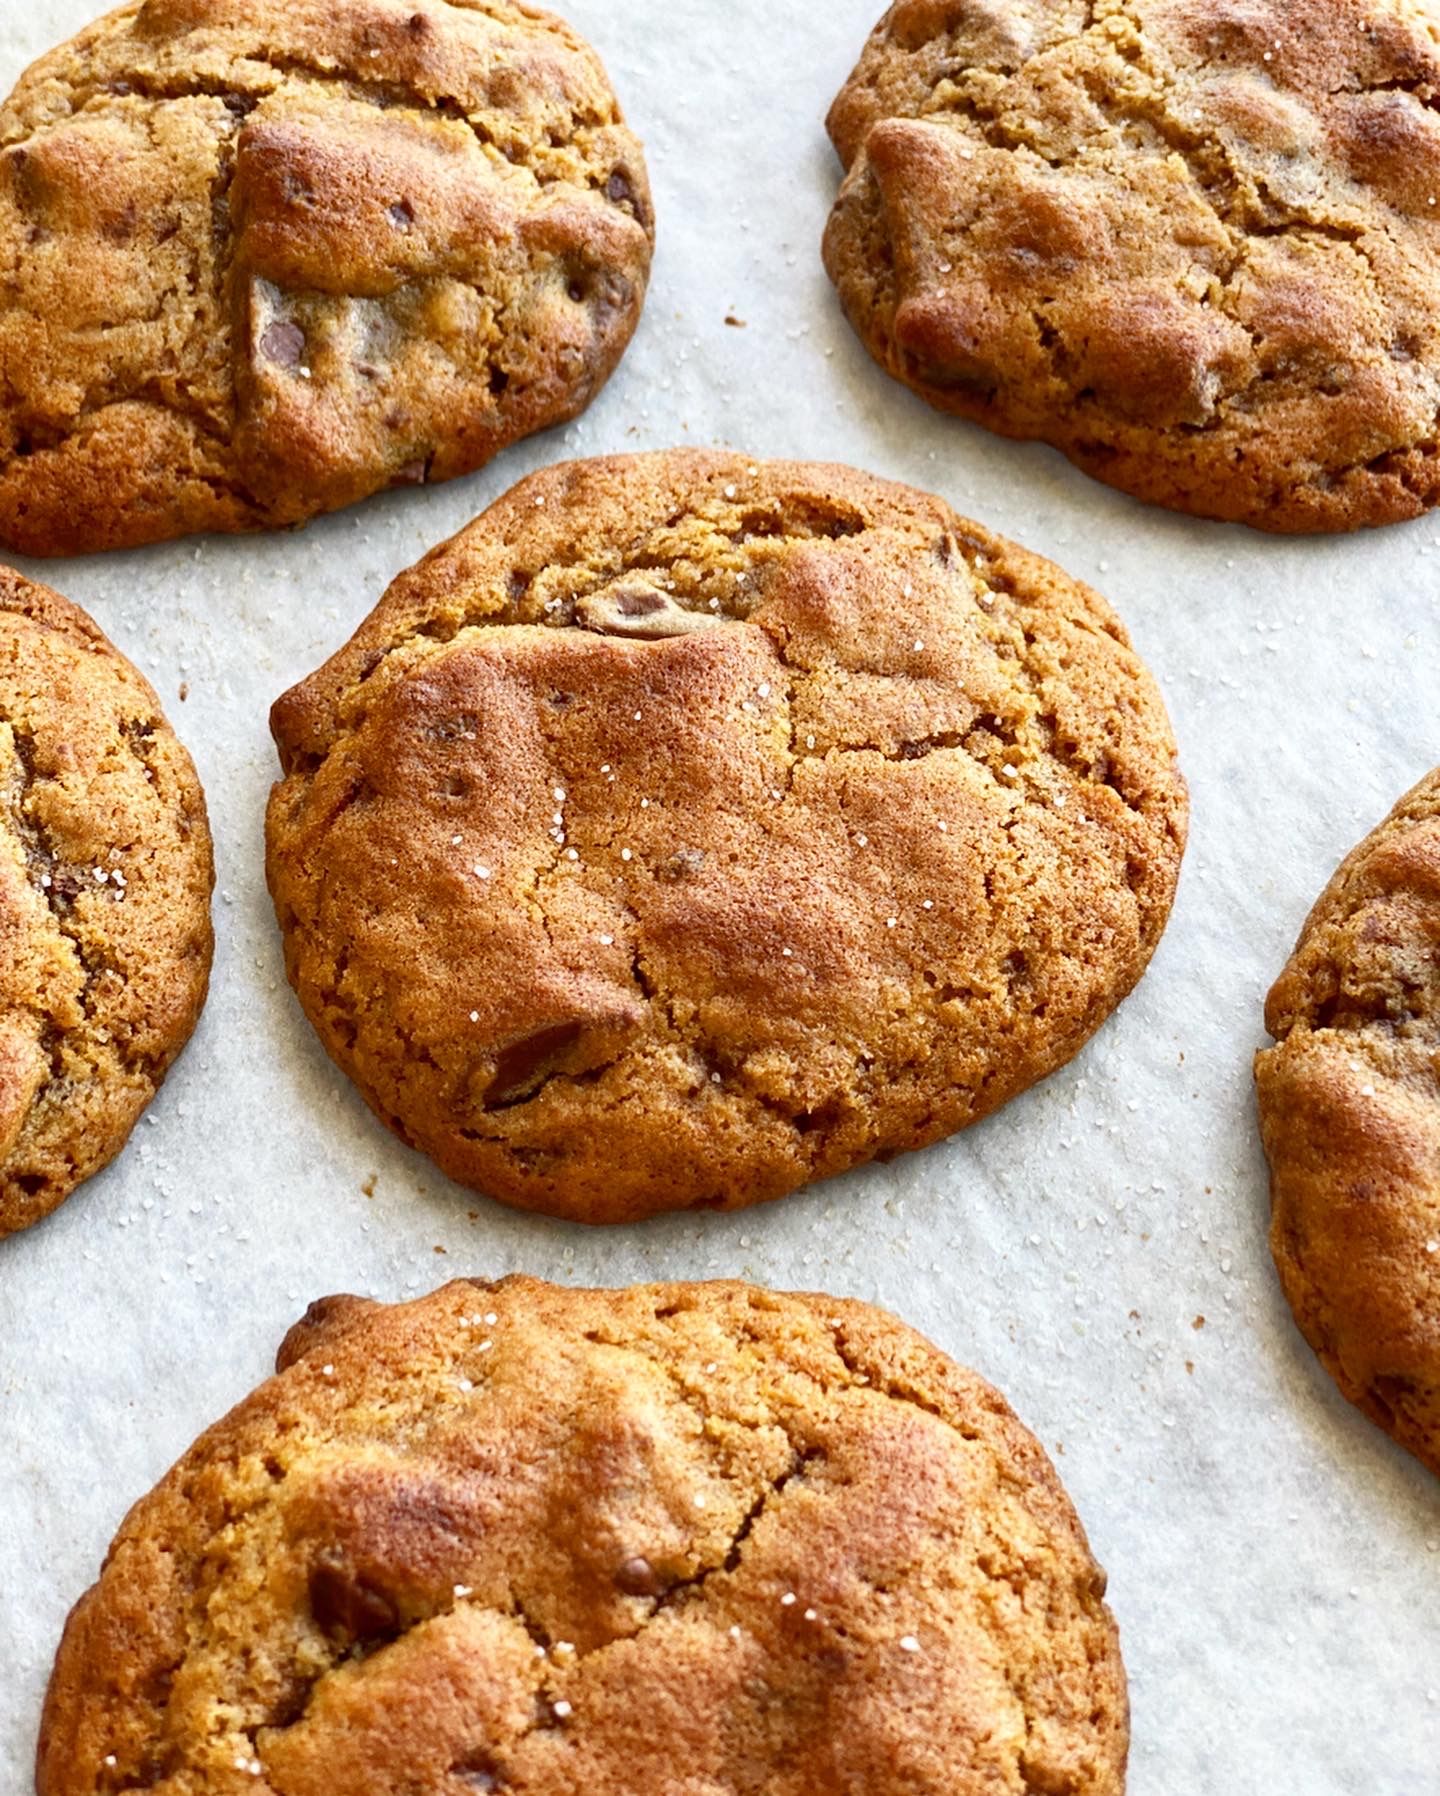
265,450,1187,1224
0,567,213,1237
38,1277,1129,1795
0,0,653,555
1256,767,1440,1477
824,0,1440,532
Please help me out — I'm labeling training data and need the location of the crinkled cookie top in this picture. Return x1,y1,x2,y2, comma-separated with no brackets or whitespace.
825,0,1440,532
40,1277,1128,1795
0,568,212,1238
266,450,1186,1224
0,0,653,554
1257,767,1440,1478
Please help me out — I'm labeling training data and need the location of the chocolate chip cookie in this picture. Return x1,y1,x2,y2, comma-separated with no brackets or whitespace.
0,0,653,556
39,1276,1129,1795
1257,769,1440,1478
267,450,1187,1223
825,0,1440,533
0,567,212,1239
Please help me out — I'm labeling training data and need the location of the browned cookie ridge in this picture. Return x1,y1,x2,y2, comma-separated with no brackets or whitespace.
0,568,212,1238
266,450,1187,1224
1257,769,1440,1478
825,0,1440,533
38,1277,1129,1795
0,0,653,556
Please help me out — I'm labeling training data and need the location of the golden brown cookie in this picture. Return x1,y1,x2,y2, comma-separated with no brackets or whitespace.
0,567,212,1239
39,1276,1129,1795
825,0,1440,533
267,450,1187,1223
1256,769,1440,1478
0,0,653,556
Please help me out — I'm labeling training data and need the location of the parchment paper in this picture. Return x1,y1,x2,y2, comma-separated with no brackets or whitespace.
1,3,1437,1790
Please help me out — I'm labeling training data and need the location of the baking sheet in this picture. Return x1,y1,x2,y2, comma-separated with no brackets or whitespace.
1,1,1437,1789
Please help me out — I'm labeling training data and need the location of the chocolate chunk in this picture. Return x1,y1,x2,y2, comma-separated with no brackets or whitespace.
486,1021,586,1107
616,587,665,618
308,1558,399,1645
259,320,306,369
615,1555,662,1597
450,1752,502,1790
576,581,726,640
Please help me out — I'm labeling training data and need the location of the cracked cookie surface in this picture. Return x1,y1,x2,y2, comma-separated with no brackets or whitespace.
39,1276,1129,1795
1257,768,1440,1477
825,0,1440,533
0,0,653,556
266,450,1187,1223
0,567,212,1238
